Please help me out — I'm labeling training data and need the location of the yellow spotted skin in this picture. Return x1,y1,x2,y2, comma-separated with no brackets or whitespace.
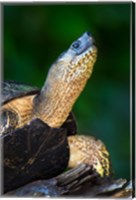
68,135,111,177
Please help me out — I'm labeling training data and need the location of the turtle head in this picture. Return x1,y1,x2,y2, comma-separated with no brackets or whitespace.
53,31,97,83
46,32,97,84
35,32,97,128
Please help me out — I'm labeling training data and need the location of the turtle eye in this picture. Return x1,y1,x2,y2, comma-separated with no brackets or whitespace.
72,40,81,49
70,37,89,55
71,40,84,55
70,32,94,56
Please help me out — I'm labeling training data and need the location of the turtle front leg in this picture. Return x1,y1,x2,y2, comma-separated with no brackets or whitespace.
68,135,111,177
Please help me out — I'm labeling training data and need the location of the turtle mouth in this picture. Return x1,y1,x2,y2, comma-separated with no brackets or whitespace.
70,32,96,55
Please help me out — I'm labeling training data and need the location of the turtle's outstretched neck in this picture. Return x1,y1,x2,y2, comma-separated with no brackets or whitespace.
34,32,97,128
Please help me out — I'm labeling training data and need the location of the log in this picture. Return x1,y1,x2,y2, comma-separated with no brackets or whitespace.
5,164,133,198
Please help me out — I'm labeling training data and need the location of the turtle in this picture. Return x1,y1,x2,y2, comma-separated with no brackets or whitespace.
1,32,111,196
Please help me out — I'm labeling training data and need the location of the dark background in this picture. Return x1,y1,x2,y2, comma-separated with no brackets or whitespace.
4,3,130,179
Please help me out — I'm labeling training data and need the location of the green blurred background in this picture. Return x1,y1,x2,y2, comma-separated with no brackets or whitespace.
4,3,130,179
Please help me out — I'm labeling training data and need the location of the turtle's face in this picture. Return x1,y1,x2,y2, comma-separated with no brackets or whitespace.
52,32,97,83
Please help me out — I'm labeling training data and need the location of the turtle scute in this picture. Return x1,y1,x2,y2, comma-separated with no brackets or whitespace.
3,118,69,193
2,81,39,104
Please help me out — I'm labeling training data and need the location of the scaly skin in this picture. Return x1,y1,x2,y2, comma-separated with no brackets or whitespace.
1,32,111,177
68,135,111,177
34,32,97,127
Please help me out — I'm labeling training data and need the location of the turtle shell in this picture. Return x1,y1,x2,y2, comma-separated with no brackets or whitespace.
1,81,77,193
2,81,39,104
1,81,77,135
